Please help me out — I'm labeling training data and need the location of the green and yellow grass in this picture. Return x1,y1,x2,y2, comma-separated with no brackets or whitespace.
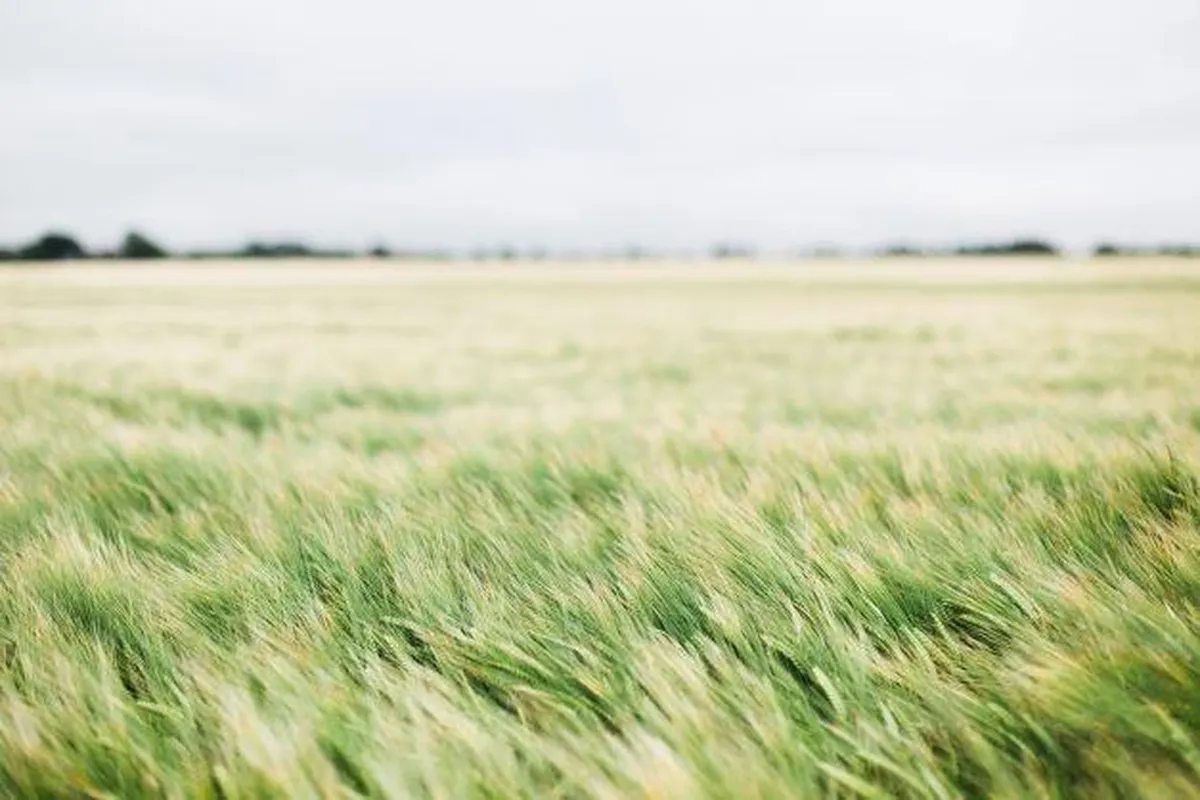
1,259,1199,798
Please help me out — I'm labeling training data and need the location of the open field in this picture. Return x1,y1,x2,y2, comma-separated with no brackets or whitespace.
2,258,1199,797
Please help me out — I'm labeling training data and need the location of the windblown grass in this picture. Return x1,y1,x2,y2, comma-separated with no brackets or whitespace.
1,259,1198,798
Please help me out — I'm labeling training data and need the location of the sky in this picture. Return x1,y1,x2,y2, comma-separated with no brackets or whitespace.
1,0,1198,253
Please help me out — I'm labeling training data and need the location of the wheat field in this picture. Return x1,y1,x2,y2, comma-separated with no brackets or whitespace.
1,259,1198,798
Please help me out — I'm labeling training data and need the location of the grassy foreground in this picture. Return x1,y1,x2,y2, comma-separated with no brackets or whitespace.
1,260,1199,798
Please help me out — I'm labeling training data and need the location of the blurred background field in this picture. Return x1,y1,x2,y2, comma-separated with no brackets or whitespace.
1,258,1199,797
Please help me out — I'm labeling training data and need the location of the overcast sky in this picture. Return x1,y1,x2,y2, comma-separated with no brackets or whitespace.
2,0,1197,253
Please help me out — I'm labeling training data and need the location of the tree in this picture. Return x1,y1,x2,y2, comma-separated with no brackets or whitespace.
1093,243,1122,257
241,242,312,258
1008,239,1058,255
881,244,923,257
119,230,168,259
955,239,1060,257
368,244,391,258
18,232,87,261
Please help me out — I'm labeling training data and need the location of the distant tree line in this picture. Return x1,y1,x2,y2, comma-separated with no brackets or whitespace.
0,231,434,262
0,230,170,261
878,239,1061,257
2,230,1198,263
877,239,1200,259
1091,242,1200,258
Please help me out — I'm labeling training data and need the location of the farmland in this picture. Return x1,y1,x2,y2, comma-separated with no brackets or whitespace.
1,259,1199,797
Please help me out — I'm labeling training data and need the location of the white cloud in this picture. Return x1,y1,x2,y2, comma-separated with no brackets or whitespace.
2,0,1198,251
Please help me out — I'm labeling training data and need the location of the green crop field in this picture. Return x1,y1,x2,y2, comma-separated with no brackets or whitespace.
1,259,1199,798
